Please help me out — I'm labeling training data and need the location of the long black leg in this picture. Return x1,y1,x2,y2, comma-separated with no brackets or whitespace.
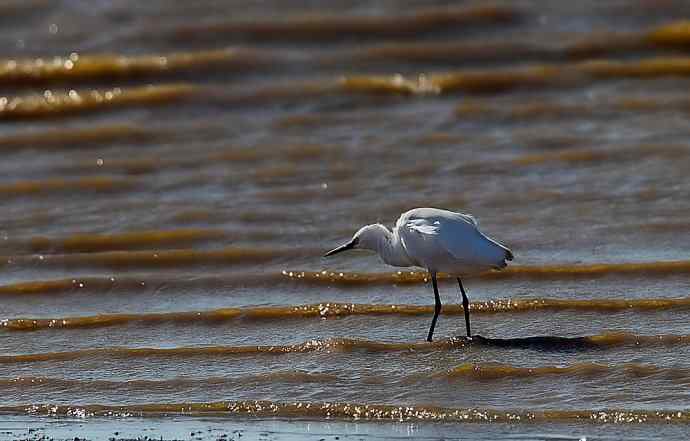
457,277,471,338
426,272,441,342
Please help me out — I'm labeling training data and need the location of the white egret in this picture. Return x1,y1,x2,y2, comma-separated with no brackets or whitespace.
324,208,513,342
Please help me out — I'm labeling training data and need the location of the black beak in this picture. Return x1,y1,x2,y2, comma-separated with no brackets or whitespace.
323,238,357,257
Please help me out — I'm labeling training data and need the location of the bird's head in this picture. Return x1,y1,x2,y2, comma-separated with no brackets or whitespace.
324,224,388,257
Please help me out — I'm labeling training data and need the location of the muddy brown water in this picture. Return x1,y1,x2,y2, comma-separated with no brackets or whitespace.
2,1,690,440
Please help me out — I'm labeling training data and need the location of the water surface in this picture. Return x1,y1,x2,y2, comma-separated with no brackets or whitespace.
1,1,690,439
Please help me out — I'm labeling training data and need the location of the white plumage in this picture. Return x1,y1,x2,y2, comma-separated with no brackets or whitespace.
396,208,512,274
324,208,513,342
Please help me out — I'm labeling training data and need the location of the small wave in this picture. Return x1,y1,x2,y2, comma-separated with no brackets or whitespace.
165,6,519,43
338,21,690,67
0,338,460,364
1,262,688,295
0,124,159,151
1,19,680,89
442,362,681,380
4,298,690,331
339,67,559,95
470,334,690,351
0,177,134,197
339,41,557,66
456,97,690,120
52,143,340,178
0,370,337,389
512,145,688,166
12,228,225,253
0,277,148,296
0,84,197,120
1,400,689,424
340,56,690,96
283,262,690,284
648,21,690,47
0,274,287,296
2,333,690,363
1,363,683,390
0,247,311,270
0,49,267,85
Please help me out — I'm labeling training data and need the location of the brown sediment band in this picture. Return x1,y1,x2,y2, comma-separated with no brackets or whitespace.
339,67,561,95
2,21,690,105
338,21,690,66
54,156,188,176
578,57,690,78
494,261,690,279
0,177,135,197
0,124,162,151
283,261,690,284
273,112,387,129
17,229,227,253
340,35,644,67
4,19,689,89
8,56,682,116
44,150,318,181
339,41,554,66
0,84,198,120
1,260,688,295
2,400,690,424
300,260,690,285
2,333,690,363
340,56,690,96
0,371,338,389
0,49,268,85
1,261,688,296
209,81,338,107
5,298,690,331
610,221,690,234
90,57,690,106
52,143,341,176
442,362,679,380
0,338,464,364
565,23,689,58
511,144,689,166
0,277,152,296
447,145,689,177
0,362,682,389
0,276,281,296
0,247,310,269
167,6,520,42
648,21,690,47
340,68,552,95
456,96,690,120
0,274,335,297
257,186,358,202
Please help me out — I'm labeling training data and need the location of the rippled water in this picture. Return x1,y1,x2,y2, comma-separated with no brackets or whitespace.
2,1,690,440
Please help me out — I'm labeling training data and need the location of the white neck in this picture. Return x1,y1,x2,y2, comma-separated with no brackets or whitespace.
374,226,414,267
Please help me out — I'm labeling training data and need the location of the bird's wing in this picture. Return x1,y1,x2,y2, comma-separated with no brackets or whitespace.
397,210,482,268
405,218,442,235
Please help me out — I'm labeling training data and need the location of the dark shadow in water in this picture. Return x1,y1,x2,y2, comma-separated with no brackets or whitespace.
469,335,598,352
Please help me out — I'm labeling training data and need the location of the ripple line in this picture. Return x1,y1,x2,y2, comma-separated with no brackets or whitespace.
1,400,689,424
4,298,690,331
2,333,690,363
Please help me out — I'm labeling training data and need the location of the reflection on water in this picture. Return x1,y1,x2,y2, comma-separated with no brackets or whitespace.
1,1,690,439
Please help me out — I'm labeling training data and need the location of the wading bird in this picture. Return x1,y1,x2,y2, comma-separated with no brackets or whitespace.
324,208,513,342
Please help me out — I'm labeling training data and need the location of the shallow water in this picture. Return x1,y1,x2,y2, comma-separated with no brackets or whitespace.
1,1,690,440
